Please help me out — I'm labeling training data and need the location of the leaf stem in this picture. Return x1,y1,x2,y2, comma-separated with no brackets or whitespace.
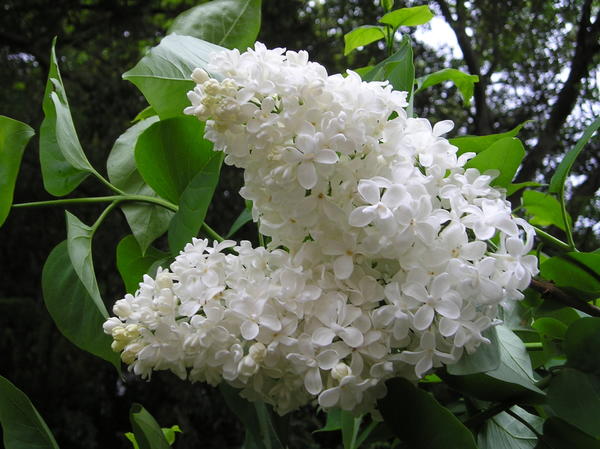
91,169,127,196
13,195,178,212
504,408,543,439
524,342,544,351
558,187,576,251
92,200,120,233
463,402,512,429
201,222,224,242
531,225,571,252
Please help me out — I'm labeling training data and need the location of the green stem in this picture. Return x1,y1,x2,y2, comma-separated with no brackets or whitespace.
202,222,224,243
524,342,544,351
91,169,127,196
532,225,571,252
13,194,178,212
558,187,576,251
92,200,120,233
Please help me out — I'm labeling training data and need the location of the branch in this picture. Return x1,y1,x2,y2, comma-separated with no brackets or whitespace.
530,278,600,317
434,0,493,134
515,0,600,184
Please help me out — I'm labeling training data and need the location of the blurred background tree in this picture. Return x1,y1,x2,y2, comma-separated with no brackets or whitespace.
0,0,598,448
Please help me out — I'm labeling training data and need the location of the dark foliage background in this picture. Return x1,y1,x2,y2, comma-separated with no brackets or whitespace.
0,0,597,448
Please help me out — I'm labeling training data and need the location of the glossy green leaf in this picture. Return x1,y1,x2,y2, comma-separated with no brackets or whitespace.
521,190,571,232
465,137,525,187
135,116,215,205
478,406,542,449
65,212,106,315
547,368,600,438
450,122,526,155
549,116,600,195
538,417,600,449
226,204,253,238
344,25,386,55
220,384,284,449
564,317,600,375
379,5,433,28
363,35,414,95
0,116,34,227
129,404,171,449
40,39,90,196
117,235,170,294
447,327,500,375
123,35,224,119
168,151,223,253
107,116,173,253
42,241,120,369
0,375,60,449
415,68,479,105
379,378,477,449
169,0,261,51
540,253,600,297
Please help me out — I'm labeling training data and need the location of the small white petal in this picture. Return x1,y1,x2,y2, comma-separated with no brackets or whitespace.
333,254,354,280
297,161,318,190
241,320,259,340
414,305,435,330
305,367,323,395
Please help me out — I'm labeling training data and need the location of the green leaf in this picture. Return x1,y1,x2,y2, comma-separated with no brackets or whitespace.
465,137,525,187
379,378,477,449
40,38,90,196
169,0,261,51
0,375,60,449
133,106,157,123
445,326,544,403
117,235,170,294
0,116,34,227
478,406,542,449
135,116,215,205
447,327,500,375
538,417,600,449
219,384,285,449
129,404,171,449
521,190,571,232
379,5,433,28
65,212,106,316
344,25,386,55
107,116,173,253
123,35,225,119
168,152,223,253
540,253,600,297
314,409,342,433
450,122,527,155
506,181,543,196
226,204,253,238
161,425,182,445
42,241,120,369
415,68,479,105
564,317,600,375
532,318,567,340
350,65,375,78
549,116,600,195
363,35,414,95
547,368,600,438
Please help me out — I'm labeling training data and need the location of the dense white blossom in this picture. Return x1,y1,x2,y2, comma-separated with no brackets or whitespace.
105,43,538,415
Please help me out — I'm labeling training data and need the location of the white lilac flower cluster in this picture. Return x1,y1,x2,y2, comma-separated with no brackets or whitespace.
104,43,538,415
